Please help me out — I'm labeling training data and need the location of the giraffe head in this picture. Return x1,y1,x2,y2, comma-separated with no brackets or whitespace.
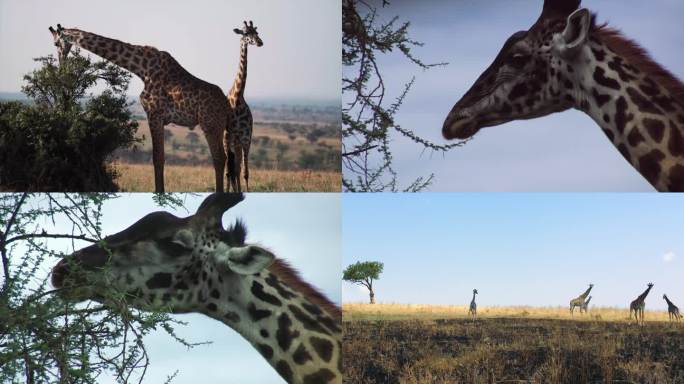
647,282,654,288
664,294,668,300
442,0,592,140
48,24,73,64
473,289,478,295
51,193,276,313
233,20,263,47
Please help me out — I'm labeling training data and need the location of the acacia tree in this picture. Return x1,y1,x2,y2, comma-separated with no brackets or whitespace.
0,193,199,384
342,0,465,192
343,261,384,304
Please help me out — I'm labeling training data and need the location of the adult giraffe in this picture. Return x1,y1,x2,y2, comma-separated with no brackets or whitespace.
569,283,593,315
51,193,341,384
227,21,263,192
49,24,230,192
442,0,684,191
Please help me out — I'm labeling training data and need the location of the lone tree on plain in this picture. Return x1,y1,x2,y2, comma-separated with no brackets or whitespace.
343,261,383,304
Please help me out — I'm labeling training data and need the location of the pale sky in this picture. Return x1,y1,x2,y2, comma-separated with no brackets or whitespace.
20,193,341,384
343,193,684,311
0,0,341,101
345,0,684,191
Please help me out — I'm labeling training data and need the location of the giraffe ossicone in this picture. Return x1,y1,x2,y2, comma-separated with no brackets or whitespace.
49,24,231,193
442,0,684,191
51,193,342,384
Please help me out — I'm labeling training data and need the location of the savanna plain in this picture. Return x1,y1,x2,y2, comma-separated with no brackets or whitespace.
343,304,684,383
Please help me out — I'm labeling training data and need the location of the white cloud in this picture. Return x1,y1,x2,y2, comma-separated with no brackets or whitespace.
663,251,676,263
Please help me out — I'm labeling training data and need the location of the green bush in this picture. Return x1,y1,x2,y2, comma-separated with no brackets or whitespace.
0,54,138,191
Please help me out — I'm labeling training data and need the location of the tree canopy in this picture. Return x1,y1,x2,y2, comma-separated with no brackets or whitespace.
343,261,384,288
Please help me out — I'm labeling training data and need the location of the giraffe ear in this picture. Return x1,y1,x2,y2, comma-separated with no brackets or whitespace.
233,28,243,35
221,245,275,275
558,8,591,59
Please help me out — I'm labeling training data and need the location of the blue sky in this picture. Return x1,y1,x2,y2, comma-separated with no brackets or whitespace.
0,0,340,101
346,0,684,191
23,193,340,384
342,193,684,310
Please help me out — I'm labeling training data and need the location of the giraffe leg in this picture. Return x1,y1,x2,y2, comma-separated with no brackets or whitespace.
205,126,225,193
233,145,243,193
223,127,235,192
149,117,165,193
243,143,250,192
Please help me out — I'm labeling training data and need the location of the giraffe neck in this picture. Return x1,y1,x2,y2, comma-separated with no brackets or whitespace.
62,29,154,79
229,41,248,104
637,286,653,302
578,286,592,299
572,32,684,191
197,262,341,384
471,292,476,302
665,296,674,307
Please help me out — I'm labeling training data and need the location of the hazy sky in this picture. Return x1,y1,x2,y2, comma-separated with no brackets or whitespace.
0,0,341,101
24,193,340,384
346,0,684,191
343,193,684,311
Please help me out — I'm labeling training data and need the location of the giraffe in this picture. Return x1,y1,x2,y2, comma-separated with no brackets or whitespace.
226,21,263,192
629,283,654,325
468,288,478,319
569,283,593,315
442,0,684,191
580,295,592,314
50,193,342,384
663,294,682,322
49,24,230,193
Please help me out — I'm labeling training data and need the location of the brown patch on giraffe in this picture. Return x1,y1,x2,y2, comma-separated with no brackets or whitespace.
627,87,660,114
292,343,313,365
288,304,333,336
593,25,684,107
593,67,620,90
248,303,271,321
310,337,334,362
257,344,273,360
276,312,300,352
303,369,337,384
617,143,632,163
643,118,665,143
638,149,666,185
275,360,293,382
591,47,606,62
614,97,629,134
592,89,610,108
608,57,637,82
627,128,645,147
669,121,684,157
268,259,341,320
668,165,684,192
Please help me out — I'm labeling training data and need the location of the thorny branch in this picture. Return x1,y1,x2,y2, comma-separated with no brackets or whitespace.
342,0,467,192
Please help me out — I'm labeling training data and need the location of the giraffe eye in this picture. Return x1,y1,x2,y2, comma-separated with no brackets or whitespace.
155,238,190,257
508,53,529,69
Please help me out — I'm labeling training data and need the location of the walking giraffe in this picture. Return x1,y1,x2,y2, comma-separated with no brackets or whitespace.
51,194,341,384
663,294,682,322
49,24,230,192
442,0,684,191
580,296,592,314
629,283,654,325
468,289,478,319
226,21,263,192
569,284,593,315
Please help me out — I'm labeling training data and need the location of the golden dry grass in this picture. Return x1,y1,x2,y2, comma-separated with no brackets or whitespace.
343,303,674,323
112,162,340,192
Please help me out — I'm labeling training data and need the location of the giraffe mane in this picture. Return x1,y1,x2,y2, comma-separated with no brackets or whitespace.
590,16,684,106
267,258,341,320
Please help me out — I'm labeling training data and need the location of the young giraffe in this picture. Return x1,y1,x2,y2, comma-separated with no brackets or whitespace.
226,21,263,192
442,0,684,191
580,295,592,314
50,194,341,384
468,289,478,319
569,283,593,315
629,283,654,325
49,24,230,193
663,294,682,322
